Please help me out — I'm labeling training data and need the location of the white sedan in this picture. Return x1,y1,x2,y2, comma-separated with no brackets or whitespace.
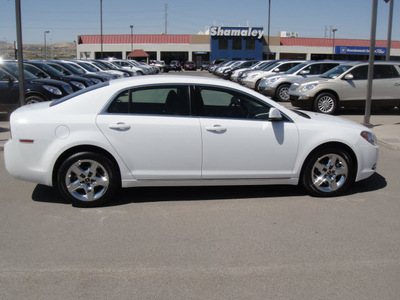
4,76,379,207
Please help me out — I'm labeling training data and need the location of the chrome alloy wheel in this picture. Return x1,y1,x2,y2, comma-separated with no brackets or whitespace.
277,85,290,101
317,95,335,113
311,153,348,193
65,159,109,202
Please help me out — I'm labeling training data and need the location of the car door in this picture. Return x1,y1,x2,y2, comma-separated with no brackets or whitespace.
339,65,368,101
96,85,202,180
0,68,19,106
196,86,299,179
370,64,400,102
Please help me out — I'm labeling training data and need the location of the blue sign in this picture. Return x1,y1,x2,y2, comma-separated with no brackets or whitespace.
335,46,387,56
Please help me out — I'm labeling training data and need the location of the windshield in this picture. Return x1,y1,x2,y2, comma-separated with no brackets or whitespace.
76,62,98,72
59,62,85,74
91,62,108,70
263,62,280,71
33,63,64,77
4,63,37,80
284,63,308,74
320,65,353,79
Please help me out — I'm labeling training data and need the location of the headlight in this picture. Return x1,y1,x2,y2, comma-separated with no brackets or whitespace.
90,78,102,84
300,83,318,92
361,131,377,146
43,85,62,95
265,77,280,84
249,73,259,79
70,81,86,89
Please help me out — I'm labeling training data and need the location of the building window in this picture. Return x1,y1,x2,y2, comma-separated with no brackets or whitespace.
218,39,228,50
232,38,242,50
245,39,256,50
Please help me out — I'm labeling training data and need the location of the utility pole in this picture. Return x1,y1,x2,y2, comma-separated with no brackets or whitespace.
267,0,271,59
385,0,394,60
164,3,168,34
15,0,25,107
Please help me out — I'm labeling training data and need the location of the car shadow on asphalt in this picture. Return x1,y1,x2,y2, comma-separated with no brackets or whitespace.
31,173,387,207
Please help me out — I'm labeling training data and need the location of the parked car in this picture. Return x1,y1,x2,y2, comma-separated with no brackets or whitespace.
170,60,182,71
240,60,305,90
46,60,112,83
235,60,278,83
150,60,170,73
105,59,149,75
65,60,121,80
0,61,73,113
5,75,378,207
220,60,258,80
23,61,93,91
289,61,400,114
200,61,210,71
258,61,342,101
77,60,127,78
184,61,196,71
96,60,138,77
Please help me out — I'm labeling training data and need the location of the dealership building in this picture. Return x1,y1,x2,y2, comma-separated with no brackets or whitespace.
76,26,400,65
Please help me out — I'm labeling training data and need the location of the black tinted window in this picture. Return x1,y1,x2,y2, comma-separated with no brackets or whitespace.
108,86,190,116
198,87,271,120
374,65,399,79
350,66,368,80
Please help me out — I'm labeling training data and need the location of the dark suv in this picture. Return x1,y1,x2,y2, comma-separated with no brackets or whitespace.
0,61,73,113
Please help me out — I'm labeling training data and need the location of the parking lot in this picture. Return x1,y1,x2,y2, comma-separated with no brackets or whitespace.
1,71,400,299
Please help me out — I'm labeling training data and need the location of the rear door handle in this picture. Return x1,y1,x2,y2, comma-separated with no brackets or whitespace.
205,125,227,133
108,122,131,130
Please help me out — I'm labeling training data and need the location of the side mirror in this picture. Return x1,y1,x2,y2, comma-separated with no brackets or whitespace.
273,68,280,73
300,70,310,75
344,74,354,80
268,107,283,121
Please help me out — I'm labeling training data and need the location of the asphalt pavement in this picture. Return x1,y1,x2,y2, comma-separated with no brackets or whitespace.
1,107,399,152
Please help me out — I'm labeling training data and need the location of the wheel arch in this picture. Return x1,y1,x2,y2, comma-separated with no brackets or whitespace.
52,144,122,187
25,92,47,101
313,89,340,106
299,141,358,182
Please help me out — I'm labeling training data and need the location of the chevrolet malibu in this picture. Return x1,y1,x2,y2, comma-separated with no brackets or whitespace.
4,76,378,207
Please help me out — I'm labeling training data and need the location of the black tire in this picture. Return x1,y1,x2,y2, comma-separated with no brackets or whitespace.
313,92,337,114
276,84,290,102
255,79,262,91
301,147,354,197
25,95,45,105
56,152,119,207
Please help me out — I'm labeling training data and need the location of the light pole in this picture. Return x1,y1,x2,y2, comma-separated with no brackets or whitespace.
100,0,103,59
44,30,49,59
130,25,134,51
332,28,337,60
267,0,271,59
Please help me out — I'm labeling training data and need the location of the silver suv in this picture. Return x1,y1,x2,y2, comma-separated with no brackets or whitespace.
289,61,400,114
258,61,341,101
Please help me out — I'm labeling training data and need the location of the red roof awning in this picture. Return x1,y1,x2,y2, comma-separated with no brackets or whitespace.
127,49,149,57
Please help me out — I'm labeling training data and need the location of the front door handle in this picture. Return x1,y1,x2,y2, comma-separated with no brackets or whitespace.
205,125,227,133
108,122,131,131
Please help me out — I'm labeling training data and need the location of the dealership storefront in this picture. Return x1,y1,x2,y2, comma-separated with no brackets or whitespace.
76,28,400,64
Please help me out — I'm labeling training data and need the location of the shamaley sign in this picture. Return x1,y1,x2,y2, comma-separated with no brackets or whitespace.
210,26,264,40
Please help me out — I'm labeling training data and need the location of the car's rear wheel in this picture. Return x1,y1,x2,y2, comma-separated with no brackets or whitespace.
56,152,119,207
313,92,337,114
301,147,354,197
276,84,290,101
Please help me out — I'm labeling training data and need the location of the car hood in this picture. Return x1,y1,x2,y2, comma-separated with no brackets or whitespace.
292,76,332,85
295,109,368,130
29,78,70,87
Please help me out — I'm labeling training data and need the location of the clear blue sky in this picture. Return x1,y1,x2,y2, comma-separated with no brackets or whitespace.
0,0,398,44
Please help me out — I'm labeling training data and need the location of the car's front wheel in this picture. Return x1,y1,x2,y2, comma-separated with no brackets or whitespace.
276,84,290,101
56,152,119,207
25,95,45,105
313,92,337,114
301,147,354,197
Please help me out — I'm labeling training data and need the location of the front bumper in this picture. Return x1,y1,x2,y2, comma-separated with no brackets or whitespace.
258,84,276,97
289,93,314,108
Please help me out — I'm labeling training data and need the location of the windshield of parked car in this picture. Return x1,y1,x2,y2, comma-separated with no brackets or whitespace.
76,62,99,72
59,62,86,75
32,63,64,77
320,65,353,79
3,63,38,80
263,62,280,71
284,63,308,74
50,82,109,106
